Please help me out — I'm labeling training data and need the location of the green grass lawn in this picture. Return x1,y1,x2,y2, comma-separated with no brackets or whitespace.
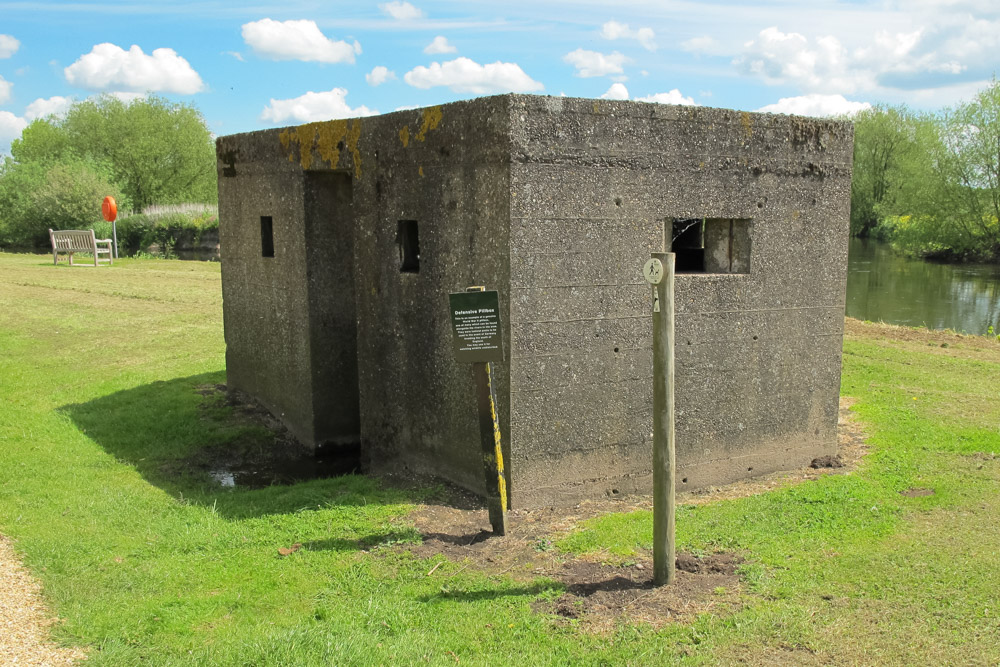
1,251,999,665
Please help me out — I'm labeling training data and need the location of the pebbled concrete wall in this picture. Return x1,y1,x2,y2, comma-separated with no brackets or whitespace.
506,96,852,506
217,131,361,451
217,94,852,508
217,137,312,445
347,99,512,494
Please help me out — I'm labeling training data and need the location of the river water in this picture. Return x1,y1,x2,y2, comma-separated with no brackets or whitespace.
846,237,1000,334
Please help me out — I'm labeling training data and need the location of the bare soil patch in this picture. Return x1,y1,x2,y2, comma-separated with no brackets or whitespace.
180,384,360,488
901,488,935,498
844,317,1000,360
403,396,868,629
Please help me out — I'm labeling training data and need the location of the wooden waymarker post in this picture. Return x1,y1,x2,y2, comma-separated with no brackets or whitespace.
448,286,508,536
644,252,676,586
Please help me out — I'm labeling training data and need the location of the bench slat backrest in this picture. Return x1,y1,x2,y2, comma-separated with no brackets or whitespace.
52,230,96,252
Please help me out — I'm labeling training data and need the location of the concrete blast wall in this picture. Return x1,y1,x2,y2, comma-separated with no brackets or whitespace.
217,94,852,508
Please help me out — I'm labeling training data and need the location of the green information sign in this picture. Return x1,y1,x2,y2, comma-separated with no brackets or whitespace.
448,290,503,363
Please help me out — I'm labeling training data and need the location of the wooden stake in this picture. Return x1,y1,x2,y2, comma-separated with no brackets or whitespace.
651,252,676,586
467,286,507,536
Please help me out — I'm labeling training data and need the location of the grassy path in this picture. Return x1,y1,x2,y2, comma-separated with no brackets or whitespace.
1,251,998,665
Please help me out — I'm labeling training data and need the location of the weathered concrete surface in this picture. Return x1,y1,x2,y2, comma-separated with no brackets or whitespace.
217,94,852,507
507,97,851,506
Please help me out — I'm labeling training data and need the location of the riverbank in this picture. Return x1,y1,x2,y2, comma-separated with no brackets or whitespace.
1,252,998,664
847,237,1000,335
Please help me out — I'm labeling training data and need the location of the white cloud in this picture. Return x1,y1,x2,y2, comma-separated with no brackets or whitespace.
681,36,720,55
424,36,456,54
380,1,424,21
0,75,11,104
600,21,656,51
735,23,992,95
735,27,851,90
241,19,361,64
224,51,244,62
635,90,697,106
24,96,74,121
0,34,19,59
64,43,204,94
260,88,377,124
600,83,630,100
563,49,628,78
366,65,396,86
0,111,27,154
404,57,543,94
757,93,871,117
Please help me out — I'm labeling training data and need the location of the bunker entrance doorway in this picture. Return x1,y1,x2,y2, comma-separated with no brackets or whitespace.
304,171,362,458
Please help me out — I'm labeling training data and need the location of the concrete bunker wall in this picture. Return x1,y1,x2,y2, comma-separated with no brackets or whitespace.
347,99,513,495
217,94,852,509
218,99,514,494
218,132,360,451
506,96,852,507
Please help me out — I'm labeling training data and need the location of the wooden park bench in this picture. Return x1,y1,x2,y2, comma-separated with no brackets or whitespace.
49,229,113,266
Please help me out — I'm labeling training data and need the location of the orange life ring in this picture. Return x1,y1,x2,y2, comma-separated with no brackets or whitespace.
102,196,118,222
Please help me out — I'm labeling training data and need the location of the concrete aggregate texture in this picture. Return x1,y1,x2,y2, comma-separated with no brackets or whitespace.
217,93,852,507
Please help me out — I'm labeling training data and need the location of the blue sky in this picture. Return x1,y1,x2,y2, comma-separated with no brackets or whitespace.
1,0,997,152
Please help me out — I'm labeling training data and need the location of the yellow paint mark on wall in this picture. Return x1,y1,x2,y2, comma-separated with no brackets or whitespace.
415,106,443,141
277,118,364,179
399,125,410,147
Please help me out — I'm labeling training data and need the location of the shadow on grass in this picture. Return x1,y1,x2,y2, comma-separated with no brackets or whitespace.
61,371,422,521
419,580,562,603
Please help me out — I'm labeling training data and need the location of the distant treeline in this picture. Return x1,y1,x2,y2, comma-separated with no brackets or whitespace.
0,95,217,251
851,79,1000,262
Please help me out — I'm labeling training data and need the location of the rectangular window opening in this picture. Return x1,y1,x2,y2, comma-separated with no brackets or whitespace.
669,217,751,274
397,220,420,273
671,218,704,272
260,215,275,258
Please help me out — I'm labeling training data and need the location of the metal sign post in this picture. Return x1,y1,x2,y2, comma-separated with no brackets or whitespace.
644,252,676,586
448,286,508,536
102,196,119,259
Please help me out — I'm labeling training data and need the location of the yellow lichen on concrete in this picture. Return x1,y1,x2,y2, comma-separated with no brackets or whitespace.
418,166,424,177
278,119,364,178
740,111,754,138
315,120,350,166
278,129,296,163
399,125,410,147
345,120,363,179
415,106,442,141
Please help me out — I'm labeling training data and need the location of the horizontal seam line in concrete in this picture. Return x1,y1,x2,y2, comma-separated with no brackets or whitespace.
513,380,653,393
682,306,844,315
513,315,648,324
511,284,647,290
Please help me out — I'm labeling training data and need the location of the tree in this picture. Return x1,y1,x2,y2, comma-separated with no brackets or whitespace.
34,161,126,237
849,105,922,237
9,95,217,213
0,157,125,247
880,79,1000,260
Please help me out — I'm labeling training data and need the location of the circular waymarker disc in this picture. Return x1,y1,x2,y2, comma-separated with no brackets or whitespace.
102,196,118,222
643,258,664,285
